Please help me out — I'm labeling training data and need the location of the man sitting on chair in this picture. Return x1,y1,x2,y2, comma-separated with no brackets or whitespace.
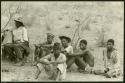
3,14,30,66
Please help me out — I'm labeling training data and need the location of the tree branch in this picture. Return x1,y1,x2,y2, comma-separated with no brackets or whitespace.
1,2,22,33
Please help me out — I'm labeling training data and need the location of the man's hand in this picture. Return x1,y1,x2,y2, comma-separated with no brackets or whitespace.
40,59,51,65
50,61,58,66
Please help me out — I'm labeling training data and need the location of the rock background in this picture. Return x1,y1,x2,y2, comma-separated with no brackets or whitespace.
1,1,124,64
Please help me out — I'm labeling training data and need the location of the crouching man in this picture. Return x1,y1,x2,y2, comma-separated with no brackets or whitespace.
35,42,67,81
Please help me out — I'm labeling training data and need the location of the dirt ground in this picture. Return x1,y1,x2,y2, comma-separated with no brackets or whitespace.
1,61,123,82
1,48,123,82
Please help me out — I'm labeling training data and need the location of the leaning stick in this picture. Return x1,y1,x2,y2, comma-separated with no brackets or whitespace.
73,16,90,48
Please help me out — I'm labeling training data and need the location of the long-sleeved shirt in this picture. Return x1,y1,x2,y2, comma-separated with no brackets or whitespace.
12,26,28,42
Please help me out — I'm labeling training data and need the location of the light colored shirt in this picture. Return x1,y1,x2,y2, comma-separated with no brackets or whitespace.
13,26,28,42
41,53,67,79
61,45,74,54
103,48,120,70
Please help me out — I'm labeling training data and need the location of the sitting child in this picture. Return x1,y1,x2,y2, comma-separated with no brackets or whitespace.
35,42,67,81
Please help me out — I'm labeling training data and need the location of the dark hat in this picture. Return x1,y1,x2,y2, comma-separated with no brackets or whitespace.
47,33,55,38
53,42,61,50
59,36,71,43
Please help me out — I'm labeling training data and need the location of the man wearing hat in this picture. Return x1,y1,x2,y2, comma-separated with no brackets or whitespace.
59,35,75,70
4,14,30,66
35,42,67,80
34,33,55,62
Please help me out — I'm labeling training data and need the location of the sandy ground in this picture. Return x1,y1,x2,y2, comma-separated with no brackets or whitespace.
1,60,123,82
1,47,123,82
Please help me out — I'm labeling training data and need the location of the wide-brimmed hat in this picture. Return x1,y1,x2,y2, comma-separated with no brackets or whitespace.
59,35,71,43
13,14,23,23
47,33,55,38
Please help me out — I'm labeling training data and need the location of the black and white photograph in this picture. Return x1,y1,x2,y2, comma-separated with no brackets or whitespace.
1,1,124,82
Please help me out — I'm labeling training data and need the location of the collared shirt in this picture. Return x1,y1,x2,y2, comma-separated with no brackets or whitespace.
12,26,28,42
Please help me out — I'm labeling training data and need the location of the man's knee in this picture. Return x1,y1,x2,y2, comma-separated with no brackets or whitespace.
75,56,83,62
88,59,94,67
36,63,44,71
89,63,94,67
66,57,75,64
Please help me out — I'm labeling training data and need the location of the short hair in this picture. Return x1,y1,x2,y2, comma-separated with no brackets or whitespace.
80,39,87,45
53,42,61,50
107,39,114,45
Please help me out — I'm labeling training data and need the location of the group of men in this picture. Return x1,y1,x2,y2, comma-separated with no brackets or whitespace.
34,33,95,80
1,15,121,81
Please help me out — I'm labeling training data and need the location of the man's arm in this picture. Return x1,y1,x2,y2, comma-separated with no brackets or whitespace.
39,55,51,64
51,54,66,64
112,50,118,64
41,44,53,48
68,49,88,57
22,27,28,42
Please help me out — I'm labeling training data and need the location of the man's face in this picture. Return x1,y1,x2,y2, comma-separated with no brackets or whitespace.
47,37,53,43
53,49,61,56
107,42,113,50
15,21,20,28
79,42,86,50
61,39,68,47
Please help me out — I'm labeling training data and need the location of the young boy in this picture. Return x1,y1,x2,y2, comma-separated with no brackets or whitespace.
103,39,121,78
72,39,94,73
35,42,67,81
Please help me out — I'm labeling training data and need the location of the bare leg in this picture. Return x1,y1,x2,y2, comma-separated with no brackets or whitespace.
66,57,76,69
56,70,61,81
35,63,42,79
75,56,87,70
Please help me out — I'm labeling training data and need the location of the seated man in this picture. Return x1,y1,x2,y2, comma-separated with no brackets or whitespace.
35,42,67,81
73,39,94,73
59,36,75,70
3,14,30,66
103,39,121,78
34,33,55,62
